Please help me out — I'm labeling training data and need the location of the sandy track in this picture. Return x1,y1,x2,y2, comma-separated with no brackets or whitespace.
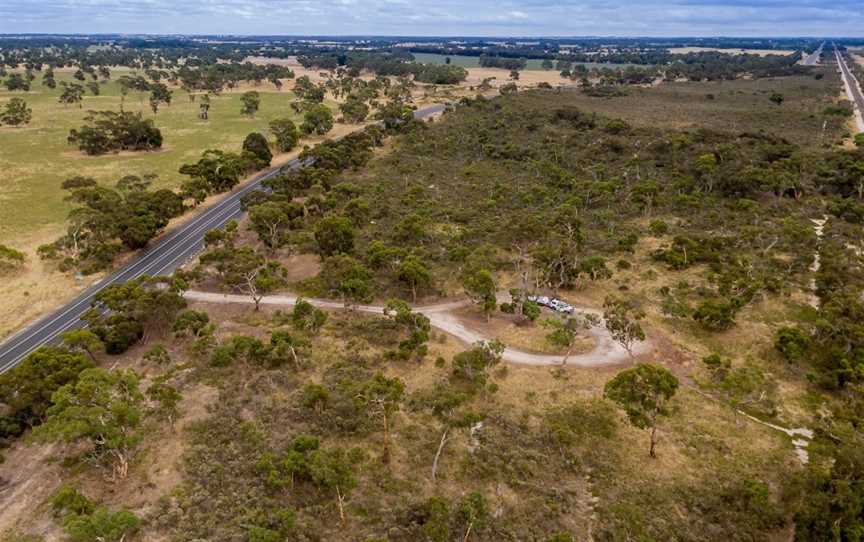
183,290,650,367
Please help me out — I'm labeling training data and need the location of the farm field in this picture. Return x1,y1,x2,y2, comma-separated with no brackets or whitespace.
533,72,849,146
410,52,637,70
0,70,310,248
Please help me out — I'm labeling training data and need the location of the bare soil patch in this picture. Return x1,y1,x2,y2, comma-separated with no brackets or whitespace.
452,306,595,356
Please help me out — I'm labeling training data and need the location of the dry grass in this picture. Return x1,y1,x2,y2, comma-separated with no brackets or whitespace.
0,293,804,539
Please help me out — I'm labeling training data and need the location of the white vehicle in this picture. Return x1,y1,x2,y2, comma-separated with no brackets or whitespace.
528,295,550,306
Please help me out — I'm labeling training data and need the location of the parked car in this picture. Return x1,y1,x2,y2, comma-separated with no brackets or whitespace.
528,295,573,314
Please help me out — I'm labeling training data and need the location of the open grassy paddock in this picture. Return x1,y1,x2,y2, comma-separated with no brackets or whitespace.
411,52,636,70
0,70,310,247
535,71,849,146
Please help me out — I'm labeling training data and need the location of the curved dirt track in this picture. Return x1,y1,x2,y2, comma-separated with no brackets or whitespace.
183,290,651,367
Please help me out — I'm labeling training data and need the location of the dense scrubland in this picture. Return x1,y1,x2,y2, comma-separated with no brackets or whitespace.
1,37,864,541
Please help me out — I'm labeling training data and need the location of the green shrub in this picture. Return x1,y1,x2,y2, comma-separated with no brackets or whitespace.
774,326,810,363
692,299,739,331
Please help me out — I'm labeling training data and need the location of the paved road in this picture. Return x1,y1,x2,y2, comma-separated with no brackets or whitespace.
183,290,651,367
801,42,824,66
834,44,864,132
0,104,446,372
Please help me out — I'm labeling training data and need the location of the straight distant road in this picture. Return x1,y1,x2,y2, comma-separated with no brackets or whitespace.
834,44,864,133
801,42,824,66
0,104,446,372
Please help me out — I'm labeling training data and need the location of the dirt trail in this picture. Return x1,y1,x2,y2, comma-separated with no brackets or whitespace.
183,290,651,367
808,216,828,308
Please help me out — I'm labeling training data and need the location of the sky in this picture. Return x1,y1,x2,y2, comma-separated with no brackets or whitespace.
0,0,862,37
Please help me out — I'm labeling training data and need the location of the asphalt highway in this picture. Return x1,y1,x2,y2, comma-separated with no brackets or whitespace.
801,42,824,66
834,44,864,133
0,104,446,372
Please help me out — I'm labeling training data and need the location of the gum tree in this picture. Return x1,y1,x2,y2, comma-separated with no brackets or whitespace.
604,363,678,458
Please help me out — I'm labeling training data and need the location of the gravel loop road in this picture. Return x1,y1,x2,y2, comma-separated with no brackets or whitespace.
183,290,650,367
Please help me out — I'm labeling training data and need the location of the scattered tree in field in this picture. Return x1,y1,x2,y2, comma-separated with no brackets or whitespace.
270,117,300,152
462,267,497,321
86,81,100,96
602,295,646,357
198,93,210,120
357,373,405,463
242,132,273,167
293,76,316,99
0,243,26,271
3,73,30,91
148,82,172,114
240,90,261,117
42,69,57,89
604,363,679,458
59,82,85,107
0,97,32,126
339,96,370,123
61,329,104,361
301,104,334,135
35,368,144,478
769,92,784,106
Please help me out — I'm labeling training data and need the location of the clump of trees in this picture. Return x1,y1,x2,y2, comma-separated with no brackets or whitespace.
83,276,187,354
270,117,300,152
0,347,93,447
35,368,145,478
68,111,162,155
51,486,141,541
197,222,287,310
39,175,185,272
0,97,32,126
